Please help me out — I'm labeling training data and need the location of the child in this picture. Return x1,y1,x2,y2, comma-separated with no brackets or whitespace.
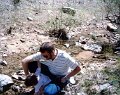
25,64,60,95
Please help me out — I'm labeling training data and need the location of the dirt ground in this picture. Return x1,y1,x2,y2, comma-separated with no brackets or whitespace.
0,0,119,95
0,52,32,95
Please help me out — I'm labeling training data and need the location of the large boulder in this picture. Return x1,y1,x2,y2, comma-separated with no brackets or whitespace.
83,43,102,53
0,74,14,94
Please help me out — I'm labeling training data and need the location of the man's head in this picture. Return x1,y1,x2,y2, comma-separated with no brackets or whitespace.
24,73,38,87
39,42,55,60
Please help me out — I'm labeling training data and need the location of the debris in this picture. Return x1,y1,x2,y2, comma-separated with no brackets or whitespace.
20,39,25,43
12,70,26,81
7,27,12,34
2,54,8,57
107,23,117,32
83,43,102,53
91,83,111,92
62,7,76,16
0,60,7,66
12,73,26,81
75,42,102,53
12,74,19,80
69,77,76,85
93,54,107,59
16,70,25,75
64,43,70,48
11,85,21,92
27,17,33,21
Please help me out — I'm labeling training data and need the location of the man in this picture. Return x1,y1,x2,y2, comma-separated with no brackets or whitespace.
22,42,80,89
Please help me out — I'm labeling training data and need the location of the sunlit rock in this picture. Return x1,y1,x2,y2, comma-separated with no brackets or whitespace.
0,74,14,94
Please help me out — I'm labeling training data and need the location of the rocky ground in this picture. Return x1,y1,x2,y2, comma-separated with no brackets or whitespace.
0,0,120,95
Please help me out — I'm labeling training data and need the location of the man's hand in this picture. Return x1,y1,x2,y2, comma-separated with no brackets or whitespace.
61,76,68,83
61,66,80,83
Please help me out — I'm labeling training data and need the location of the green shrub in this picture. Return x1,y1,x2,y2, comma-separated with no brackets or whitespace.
102,43,114,54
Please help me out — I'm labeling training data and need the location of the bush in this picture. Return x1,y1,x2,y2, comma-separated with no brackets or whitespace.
13,0,20,5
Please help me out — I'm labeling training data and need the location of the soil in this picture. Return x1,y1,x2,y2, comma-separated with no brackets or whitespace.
0,0,119,95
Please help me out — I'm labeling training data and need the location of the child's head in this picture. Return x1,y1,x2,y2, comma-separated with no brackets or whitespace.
25,73,38,87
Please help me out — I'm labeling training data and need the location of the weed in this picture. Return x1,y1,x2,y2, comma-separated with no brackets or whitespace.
102,43,114,54
13,0,20,5
100,89,111,95
83,79,93,87
86,88,97,95
91,35,97,41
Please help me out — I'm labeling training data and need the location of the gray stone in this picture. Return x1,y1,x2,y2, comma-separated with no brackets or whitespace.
0,60,7,66
12,73,26,81
69,77,76,85
62,7,76,16
64,43,70,48
11,85,21,92
107,23,117,32
91,83,111,92
2,54,8,57
20,39,25,43
27,17,33,21
0,74,14,94
83,43,102,53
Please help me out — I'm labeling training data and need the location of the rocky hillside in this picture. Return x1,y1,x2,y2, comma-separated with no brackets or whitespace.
0,0,120,95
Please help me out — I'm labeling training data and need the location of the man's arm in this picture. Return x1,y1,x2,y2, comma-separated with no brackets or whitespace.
22,53,41,76
61,66,81,83
22,55,33,76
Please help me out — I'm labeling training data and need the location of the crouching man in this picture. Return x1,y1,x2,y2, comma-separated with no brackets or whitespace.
22,42,81,90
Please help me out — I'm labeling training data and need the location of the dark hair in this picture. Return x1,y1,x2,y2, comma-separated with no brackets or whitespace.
24,74,38,87
28,61,38,73
39,42,55,53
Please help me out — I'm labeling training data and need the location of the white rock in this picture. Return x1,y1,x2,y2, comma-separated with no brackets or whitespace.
92,83,111,92
70,77,76,85
75,42,82,46
77,92,87,95
1,37,7,41
0,74,13,88
107,23,117,30
12,74,19,80
83,43,102,53
64,43,70,48
2,54,8,57
99,83,111,90
27,17,33,21
0,60,7,66
79,36,89,42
